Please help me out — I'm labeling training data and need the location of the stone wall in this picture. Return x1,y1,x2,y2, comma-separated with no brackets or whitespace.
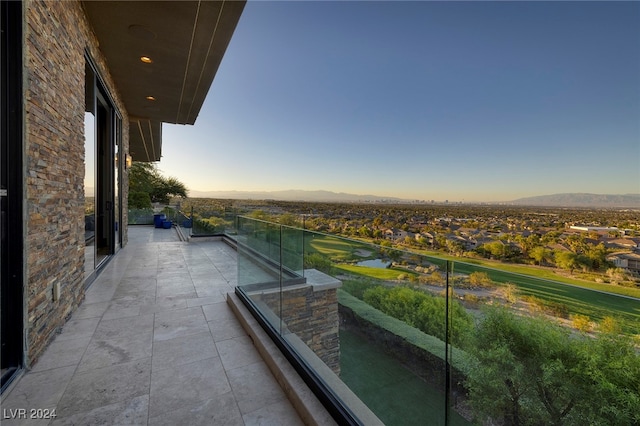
24,0,129,366
253,270,342,374
339,303,469,408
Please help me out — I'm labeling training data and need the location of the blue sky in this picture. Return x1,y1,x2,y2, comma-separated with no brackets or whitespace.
161,0,640,202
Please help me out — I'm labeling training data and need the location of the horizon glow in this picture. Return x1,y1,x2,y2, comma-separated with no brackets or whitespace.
156,1,640,203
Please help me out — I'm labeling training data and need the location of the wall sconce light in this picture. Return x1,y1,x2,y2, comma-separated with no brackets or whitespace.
126,154,133,170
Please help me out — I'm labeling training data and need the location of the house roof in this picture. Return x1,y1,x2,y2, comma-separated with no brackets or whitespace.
607,252,640,261
82,0,245,162
605,238,640,248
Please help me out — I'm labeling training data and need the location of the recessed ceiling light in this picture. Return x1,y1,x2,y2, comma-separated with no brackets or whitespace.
146,96,156,101
140,56,153,64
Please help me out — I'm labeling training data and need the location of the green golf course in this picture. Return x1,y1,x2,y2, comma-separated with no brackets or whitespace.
304,232,640,335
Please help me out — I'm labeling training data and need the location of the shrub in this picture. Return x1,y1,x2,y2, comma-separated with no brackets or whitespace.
363,285,472,346
303,252,333,274
599,316,622,334
341,279,378,300
468,271,493,288
462,293,481,309
571,314,592,333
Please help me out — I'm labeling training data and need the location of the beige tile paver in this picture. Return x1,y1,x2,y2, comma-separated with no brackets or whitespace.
1,226,305,425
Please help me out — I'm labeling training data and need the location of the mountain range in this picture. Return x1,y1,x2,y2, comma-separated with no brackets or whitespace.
187,189,640,208
188,189,406,203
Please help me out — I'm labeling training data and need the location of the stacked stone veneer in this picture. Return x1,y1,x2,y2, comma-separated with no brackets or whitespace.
24,0,129,366
251,270,342,374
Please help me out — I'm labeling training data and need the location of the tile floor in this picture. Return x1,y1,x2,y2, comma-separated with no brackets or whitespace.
1,226,304,425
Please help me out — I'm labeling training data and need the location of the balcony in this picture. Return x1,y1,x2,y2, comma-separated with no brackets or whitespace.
0,226,329,425
4,214,639,426
196,212,638,426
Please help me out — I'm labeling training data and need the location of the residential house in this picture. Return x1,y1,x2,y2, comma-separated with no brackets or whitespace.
384,228,414,241
606,253,640,275
1,0,245,392
415,231,435,245
604,238,640,251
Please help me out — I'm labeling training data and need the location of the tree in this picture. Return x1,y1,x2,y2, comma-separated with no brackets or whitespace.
153,176,187,204
129,191,152,210
480,240,521,260
128,162,187,208
565,234,587,254
358,225,372,238
464,308,584,426
585,242,607,271
572,334,640,425
445,238,465,256
464,307,640,426
554,251,578,273
529,246,552,266
516,233,540,256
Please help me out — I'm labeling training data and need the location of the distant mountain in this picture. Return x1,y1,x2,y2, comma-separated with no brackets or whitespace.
510,193,640,208
188,189,408,203
187,189,640,207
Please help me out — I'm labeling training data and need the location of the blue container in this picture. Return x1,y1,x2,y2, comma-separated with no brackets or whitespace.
154,214,166,228
162,220,172,229
182,219,193,228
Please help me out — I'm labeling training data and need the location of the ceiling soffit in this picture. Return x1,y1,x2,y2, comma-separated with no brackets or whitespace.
82,0,245,161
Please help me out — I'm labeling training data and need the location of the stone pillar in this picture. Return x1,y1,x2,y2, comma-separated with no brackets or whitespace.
251,269,342,374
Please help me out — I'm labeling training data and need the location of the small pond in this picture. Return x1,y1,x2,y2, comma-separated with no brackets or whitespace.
355,259,391,269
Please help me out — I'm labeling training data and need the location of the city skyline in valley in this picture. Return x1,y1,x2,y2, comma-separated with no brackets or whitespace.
157,1,639,203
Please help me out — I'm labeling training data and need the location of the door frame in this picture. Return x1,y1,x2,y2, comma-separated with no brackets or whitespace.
84,54,121,281
1,0,25,393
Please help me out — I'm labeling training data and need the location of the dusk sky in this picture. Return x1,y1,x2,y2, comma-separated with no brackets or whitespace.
160,0,640,203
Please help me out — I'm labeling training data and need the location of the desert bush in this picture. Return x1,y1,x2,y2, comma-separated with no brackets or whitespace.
363,285,472,346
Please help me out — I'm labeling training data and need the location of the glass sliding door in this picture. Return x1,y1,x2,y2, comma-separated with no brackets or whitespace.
95,93,114,265
84,55,120,282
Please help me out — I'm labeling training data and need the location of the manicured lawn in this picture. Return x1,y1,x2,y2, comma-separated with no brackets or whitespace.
340,328,471,426
449,261,640,334
420,251,640,299
305,232,373,261
303,233,640,334
335,264,418,280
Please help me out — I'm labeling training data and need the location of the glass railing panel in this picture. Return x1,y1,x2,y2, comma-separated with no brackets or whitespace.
191,208,232,235
237,216,284,334
235,215,640,425
127,208,154,225
179,201,244,236
325,235,455,425
281,224,304,276
237,218,458,424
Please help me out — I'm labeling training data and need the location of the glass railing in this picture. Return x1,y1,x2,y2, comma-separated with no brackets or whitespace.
191,210,236,235
127,207,154,225
236,215,305,292
128,205,189,227
183,206,239,236
234,216,640,426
